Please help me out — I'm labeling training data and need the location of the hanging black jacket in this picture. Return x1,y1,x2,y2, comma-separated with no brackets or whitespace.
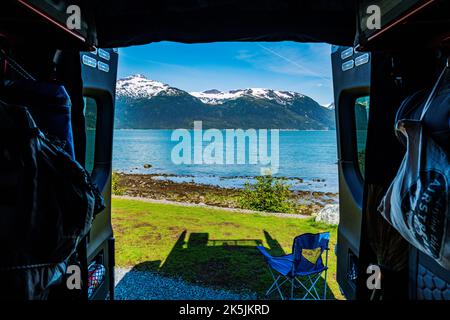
0,101,104,299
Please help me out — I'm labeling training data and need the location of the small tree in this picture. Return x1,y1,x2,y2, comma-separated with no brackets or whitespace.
111,171,125,195
239,175,296,213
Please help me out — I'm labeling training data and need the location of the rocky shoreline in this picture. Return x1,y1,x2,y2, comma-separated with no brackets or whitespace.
114,173,338,216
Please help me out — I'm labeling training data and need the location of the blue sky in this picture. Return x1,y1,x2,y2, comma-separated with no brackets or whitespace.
118,42,333,105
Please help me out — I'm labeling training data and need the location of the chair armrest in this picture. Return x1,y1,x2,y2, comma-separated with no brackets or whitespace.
257,245,273,260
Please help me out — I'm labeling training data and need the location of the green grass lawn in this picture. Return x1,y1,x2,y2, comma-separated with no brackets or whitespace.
112,198,343,299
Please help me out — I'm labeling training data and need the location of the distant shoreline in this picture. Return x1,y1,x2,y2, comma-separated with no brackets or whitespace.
114,172,338,216
113,128,336,131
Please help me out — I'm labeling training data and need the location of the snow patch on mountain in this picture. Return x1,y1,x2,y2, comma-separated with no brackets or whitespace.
190,88,305,105
116,74,181,98
322,102,335,110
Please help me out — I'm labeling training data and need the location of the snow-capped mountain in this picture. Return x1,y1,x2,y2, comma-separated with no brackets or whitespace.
116,74,181,98
322,102,335,110
190,88,305,105
114,74,335,130
117,74,308,105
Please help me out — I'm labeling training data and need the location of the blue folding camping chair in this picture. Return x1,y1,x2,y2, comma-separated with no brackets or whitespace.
257,232,330,300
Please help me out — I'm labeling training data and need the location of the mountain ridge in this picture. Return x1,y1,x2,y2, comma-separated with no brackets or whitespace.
115,74,335,130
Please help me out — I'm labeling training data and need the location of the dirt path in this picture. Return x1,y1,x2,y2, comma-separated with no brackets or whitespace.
113,195,310,219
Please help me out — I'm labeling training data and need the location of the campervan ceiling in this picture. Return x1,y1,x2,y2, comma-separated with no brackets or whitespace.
0,0,449,300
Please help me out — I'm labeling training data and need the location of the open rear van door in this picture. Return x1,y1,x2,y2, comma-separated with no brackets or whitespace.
331,46,371,300
80,48,118,300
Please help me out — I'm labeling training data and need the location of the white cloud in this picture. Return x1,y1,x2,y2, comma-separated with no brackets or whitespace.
233,43,332,83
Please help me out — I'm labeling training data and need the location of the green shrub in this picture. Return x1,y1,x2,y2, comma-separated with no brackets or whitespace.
239,175,296,213
112,171,125,195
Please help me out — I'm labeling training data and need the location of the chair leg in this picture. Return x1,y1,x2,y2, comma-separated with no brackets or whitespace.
295,273,323,300
291,279,294,300
308,275,320,299
295,277,315,300
323,268,328,300
265,275,279,296
266,268,285,300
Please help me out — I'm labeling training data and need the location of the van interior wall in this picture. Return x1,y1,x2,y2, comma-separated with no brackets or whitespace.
357,49,446,300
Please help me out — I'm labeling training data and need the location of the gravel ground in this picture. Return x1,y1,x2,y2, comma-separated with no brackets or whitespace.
114,268,257,300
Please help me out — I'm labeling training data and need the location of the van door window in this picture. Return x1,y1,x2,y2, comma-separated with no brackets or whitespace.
84,97,97,173
355,96,370,178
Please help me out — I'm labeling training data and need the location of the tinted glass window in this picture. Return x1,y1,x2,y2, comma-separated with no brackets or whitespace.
84,97,97,173
355,96,370,177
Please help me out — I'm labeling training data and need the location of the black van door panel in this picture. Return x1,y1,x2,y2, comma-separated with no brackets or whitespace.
331,46,371,300
80,48,118,300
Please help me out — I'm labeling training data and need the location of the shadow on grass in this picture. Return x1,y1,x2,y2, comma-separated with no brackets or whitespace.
117,230,335,299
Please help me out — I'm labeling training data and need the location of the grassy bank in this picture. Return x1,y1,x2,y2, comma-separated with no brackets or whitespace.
112,198,343,299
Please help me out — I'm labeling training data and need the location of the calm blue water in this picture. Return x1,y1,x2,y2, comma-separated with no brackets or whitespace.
112,130,338,193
